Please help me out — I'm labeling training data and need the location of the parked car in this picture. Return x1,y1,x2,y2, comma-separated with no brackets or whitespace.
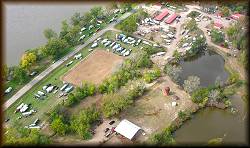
104,128,110,133
29,71,37,77
5,118,10,122
109,120,115,125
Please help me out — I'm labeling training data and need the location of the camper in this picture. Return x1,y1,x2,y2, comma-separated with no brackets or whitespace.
81,27,86,32
153,43,160,48
123,49,132,56
37,91,45,96
104,41,111,47
182,43,189,48
156,52,166,56
78,35,86,41
88,25,94,30
42,85,48,91
142,40,151,46
16,103,24,112
136,39,142,46
91,42,98,48
5,87,12,94
20,104,29,113
101,39,109,44
164,39,172,43
60,83,69,91
33,118,39,125
29,126,41,129
46,85,54,93
74,53,82,60
121,49,127,54
167,33,174,39
65,85,74,93
116,47,124,52
109,41,116,48
161,35,168,39
112,44,120,50
34,94,41,99
22,110,36,117
65,61,73,67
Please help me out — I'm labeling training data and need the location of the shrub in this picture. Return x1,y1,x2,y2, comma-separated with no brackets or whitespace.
183,76,200,94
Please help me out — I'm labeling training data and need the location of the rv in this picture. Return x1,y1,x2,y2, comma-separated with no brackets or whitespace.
65,61,73,67
109,42,116,48
142,40,151,46
46,85,54,93
161,35,168,39
182,43,189,48
81,27,86,32
101,39,109,44
37,91,45,96
88,25,94,30
20,104,29,113
91,42,98,48
74,53,82,60
136,39,142,46
5,87,12,94
167,33,174,39
156,52,166,56
121,49,127,54
34,94,41,99
16,103,24,112
60,83,69,91
65,85,74,93
123,49,131,56
104,41,111,47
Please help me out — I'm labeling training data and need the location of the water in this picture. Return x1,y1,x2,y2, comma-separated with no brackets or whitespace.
179,50,229,87
174,49,247,145
4,2,109,66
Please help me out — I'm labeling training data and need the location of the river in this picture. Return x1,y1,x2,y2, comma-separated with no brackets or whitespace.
174,49,248,145
4,2,109,66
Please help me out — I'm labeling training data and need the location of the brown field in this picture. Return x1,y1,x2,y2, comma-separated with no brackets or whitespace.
62,50,124,86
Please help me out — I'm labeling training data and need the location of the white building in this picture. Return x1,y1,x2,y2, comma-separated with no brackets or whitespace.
114,119,141,140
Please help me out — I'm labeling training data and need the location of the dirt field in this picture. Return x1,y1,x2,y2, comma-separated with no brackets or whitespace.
62,50,124,86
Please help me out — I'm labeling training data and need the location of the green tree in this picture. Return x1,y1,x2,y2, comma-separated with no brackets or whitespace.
183,76,200,94
191,87,209,103
186,19,198,31
211,29,224,44
43,28,57,40
59,20,70,39
151,128,175,145
50,117,68,136
221,6,230,17
13,66,29,84
70,12,82,26
44,38,68,60
90,7,104,19
173,49,181,63
3,64,9,80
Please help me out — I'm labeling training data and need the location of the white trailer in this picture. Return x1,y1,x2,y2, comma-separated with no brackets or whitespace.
182,43,189,48
29,126,41,129
20,104,29,113
60,83,69,91
156,52,166,56
38,91,45,96
74,53,82,60
5,87,12,94
142,40,151,46
42,85,48,91
16,103,24,111
91,42,98,48
81,27,86,32
46,85,54,93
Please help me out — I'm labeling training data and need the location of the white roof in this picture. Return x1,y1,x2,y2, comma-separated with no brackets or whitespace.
114,119,141,140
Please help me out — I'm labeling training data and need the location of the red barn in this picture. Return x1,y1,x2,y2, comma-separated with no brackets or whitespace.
154,9,169,21
165,13,178,24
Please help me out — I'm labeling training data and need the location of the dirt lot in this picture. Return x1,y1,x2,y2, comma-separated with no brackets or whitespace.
62,50,124,86
117,75,198,143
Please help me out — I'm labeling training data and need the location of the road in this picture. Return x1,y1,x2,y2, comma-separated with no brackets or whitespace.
4,10,135,110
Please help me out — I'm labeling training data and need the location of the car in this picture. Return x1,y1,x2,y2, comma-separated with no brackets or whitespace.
104,128,110,133
109,120,115,125
5,118,10,122
29,71,37,76
105,131,111,137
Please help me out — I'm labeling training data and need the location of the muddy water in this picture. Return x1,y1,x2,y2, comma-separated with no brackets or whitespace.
174,49,248,145
179,50,229,87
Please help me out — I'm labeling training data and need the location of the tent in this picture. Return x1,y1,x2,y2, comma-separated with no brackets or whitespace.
114,119,141,140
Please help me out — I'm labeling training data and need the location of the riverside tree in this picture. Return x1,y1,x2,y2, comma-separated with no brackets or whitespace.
164,64,182,84
20,52,37,72
43,38,68,60
43,28,58,40
183,75,200,94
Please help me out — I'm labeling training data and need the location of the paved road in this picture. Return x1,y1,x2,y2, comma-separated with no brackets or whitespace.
4,10,135,110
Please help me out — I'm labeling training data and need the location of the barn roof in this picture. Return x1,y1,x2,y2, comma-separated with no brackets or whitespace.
154,9,169,21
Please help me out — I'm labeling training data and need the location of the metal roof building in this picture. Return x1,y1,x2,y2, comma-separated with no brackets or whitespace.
165,13,178,24
154,9,169,21
114,119,141,140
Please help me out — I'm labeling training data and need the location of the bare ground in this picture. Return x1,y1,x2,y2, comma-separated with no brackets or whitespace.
62,50,124,86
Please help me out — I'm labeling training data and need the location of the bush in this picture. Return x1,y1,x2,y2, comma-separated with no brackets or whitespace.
70,107,100,139
183,76,200,94
143,67,161,83
211,29,225,44
151,128,175,145
191,88,209,103
164,64,182,84
50,117,68,136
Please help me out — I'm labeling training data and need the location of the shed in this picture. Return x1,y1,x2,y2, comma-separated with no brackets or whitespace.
114,119,141,140
165,13,178,24
214,22,223,29
154,9,169,21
